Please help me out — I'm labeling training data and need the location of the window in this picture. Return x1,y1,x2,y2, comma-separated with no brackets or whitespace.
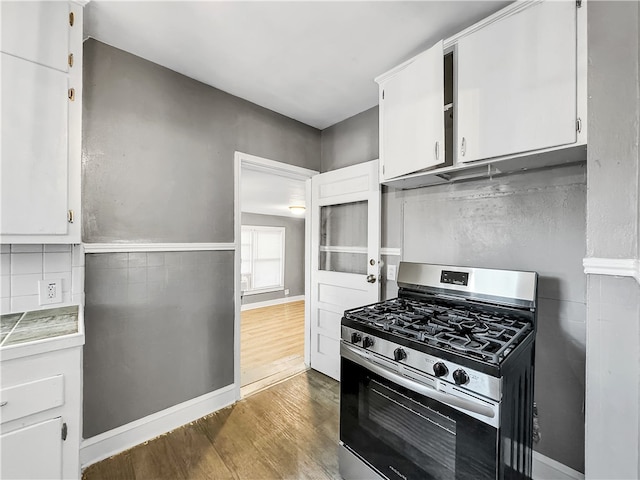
241,225,285,295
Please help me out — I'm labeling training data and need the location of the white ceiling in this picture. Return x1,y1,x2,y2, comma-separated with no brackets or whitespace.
241,167,308,218
84,1,511,130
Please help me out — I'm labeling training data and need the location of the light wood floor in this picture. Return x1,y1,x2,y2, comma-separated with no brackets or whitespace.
82,370,340,480
241,301,306,393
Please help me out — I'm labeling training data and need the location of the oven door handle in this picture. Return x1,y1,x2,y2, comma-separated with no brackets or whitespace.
341,343,496,419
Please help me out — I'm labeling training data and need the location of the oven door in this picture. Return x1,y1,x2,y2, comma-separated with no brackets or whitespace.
340,347,499,480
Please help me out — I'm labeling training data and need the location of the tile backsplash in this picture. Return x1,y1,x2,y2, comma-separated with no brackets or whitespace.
0,244,84,314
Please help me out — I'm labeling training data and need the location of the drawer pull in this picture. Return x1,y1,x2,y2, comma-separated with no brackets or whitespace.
1,401,7,407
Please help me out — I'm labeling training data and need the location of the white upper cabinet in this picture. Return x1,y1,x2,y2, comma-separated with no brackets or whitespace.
377,41,446,181
456,0,578,164
1,54,69,235
0,1,82,243
1,2,70,72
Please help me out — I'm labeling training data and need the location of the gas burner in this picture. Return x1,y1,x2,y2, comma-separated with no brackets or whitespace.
343,295,533,365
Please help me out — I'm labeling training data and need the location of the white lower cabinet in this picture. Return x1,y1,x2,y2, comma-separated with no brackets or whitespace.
1,347,82,479
1,417,64,480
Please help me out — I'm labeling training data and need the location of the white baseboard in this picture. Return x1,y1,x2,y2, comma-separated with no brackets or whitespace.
533,451,584,480
80,384,236,469
241,294,304,311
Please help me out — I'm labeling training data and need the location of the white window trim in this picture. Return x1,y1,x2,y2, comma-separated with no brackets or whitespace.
241,225,285,295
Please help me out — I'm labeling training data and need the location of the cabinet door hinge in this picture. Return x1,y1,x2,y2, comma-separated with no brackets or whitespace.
68,53,74,68
61,423,68,441
68,210,74,223
382,90,385,100
576,0,582,7
68,88,75,101
382,165,385,175
69,12,75,26
576,118,582,133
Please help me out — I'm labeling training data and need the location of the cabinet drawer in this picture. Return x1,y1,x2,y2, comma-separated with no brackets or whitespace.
1,374,64,424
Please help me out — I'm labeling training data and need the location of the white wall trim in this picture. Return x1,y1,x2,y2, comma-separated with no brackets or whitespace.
583,257,640,284
241,294,305,311
83,243,236,253
238,152,319,180
80,384,236,469
381,247,402,257
533,451,584,480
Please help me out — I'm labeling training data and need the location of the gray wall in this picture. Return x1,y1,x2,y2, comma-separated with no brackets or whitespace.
241,212,305,305
83,251,234,437
585,2,640,478
82,39,320,243
320,106,378,173
82,40,321,437
320,102,587,472
399,166,586,473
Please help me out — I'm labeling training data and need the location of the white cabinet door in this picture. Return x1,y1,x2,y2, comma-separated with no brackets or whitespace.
310,160,380,381
457,1,577,163
1,53,69,235
379,41,445,180
1,1,70,72
0,417,63,479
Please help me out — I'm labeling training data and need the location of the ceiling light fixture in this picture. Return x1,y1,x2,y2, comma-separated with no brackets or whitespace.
289,205,306,215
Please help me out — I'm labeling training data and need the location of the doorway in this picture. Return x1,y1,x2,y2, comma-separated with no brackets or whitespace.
234,152,318,398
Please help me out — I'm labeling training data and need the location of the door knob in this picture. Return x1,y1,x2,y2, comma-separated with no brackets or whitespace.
366,274,377,284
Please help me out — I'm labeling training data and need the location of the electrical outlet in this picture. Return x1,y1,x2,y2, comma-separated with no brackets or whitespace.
387,265,397,281
39,279,62,305
284,289,290,296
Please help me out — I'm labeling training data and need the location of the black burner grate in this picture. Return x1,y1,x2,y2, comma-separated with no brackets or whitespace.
344,297,532,364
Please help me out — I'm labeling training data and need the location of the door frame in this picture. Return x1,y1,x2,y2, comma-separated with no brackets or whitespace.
233,151,318,400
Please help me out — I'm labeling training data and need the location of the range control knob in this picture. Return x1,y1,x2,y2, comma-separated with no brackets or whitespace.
362,336,374,349
433,362,448,378
453,369,470,386
350,332,362,344
393,348,407,361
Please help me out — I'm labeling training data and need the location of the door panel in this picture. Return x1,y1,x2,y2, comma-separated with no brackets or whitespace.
310,160,380,380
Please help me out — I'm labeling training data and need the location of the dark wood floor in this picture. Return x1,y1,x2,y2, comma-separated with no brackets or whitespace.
82,370,340,480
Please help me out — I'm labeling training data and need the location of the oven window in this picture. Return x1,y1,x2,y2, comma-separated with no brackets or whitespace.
341,358,497,480
366,379,457,478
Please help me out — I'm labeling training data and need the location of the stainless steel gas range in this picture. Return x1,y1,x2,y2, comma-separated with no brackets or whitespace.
339,262,538,480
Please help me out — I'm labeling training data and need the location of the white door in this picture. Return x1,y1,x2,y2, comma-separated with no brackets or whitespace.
310,160,380,381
